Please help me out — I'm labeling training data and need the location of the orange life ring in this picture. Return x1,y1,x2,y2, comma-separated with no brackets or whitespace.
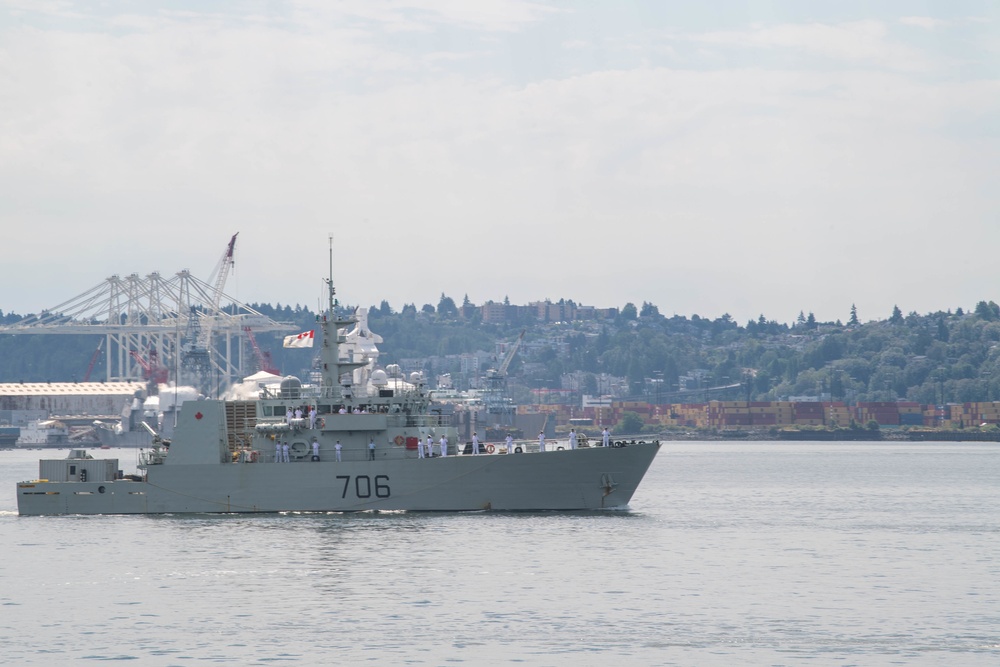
393,435,405,446
316,417,325,429
486,444,495,454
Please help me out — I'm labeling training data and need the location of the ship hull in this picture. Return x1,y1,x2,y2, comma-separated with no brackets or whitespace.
16,443,660,515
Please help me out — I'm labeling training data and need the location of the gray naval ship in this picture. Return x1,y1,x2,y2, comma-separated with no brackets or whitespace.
16,260,660,516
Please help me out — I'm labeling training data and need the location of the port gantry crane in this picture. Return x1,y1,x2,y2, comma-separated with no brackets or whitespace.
0,233,294,393
182,233,239,393
198,232,238,351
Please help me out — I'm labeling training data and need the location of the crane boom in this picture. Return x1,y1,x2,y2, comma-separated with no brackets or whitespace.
497,329,525,376
83,338,104,382
244,326,279,375
197,233,238,349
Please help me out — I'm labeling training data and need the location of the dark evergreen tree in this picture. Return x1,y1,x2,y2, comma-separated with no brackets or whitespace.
974,300,1000,321
936,316,949,342
437,294,458,317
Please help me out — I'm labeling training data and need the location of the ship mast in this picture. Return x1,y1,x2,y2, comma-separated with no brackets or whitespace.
319,236,363,402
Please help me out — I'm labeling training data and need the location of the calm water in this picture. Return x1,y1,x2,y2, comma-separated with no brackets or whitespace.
1,442,998,666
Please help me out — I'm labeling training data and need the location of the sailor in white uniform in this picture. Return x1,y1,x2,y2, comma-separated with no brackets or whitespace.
569,429,578,450
471,432,480,455
426,435,434,457
294,407,303,420
368,439,376,461
285,407,293,424
311,437,320,461
505,433,513,454
309,407,317,430
334,440,342,462
439,435,448,457
538,431,545,453
282,441,290,463
275,440,281,463
417,436,425,458
602,428,610,447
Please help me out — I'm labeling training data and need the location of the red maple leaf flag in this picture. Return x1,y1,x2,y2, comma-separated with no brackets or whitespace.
283,330,315,348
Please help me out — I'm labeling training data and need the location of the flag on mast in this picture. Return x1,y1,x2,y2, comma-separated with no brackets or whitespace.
283,330,315,348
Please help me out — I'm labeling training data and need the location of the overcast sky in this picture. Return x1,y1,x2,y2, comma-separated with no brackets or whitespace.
2,1,998,325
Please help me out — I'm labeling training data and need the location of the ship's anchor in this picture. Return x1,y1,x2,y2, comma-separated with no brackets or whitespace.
600,473,617,499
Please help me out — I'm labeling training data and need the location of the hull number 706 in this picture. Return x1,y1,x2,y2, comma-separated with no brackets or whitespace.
336,475,390,499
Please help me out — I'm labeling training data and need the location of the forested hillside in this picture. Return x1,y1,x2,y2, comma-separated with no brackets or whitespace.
3,299,1000,406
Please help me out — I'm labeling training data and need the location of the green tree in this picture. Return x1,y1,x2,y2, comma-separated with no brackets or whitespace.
974,301,1000,321
849,304,859,326
890,305,903,324
615,411,645,435
437,294,458,317
936,316,949,342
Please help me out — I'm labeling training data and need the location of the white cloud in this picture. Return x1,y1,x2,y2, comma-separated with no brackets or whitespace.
0,4,996,324
691,21,935,72
899,16,948,30
289,0,558,33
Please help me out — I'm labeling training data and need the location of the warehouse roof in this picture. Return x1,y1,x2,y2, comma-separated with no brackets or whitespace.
0,381,147,396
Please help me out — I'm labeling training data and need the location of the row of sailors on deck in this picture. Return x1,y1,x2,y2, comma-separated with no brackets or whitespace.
284,406,381,425
416,435,451,459
286,406,319,429
274,437,342,462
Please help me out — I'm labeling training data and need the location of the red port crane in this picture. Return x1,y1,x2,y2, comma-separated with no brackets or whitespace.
129,349,170,386
244,327,280,375
83,339,104,382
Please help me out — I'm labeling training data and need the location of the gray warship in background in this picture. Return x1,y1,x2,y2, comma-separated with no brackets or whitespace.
17,248,660,515
93,385,201,448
